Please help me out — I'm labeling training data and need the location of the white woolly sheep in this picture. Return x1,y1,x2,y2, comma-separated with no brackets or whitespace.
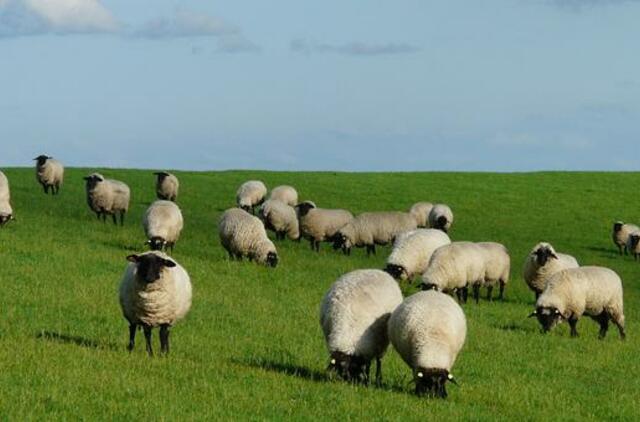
295,201,353,252
385,229,451,281
333,212,418,256
320,269,403,386
428,204,454,233
409,202,434,228
154,171,179,202
143,200,184,252
236,180,267,214
119,251,192,355
34,155,64,195
626,231,640,261
0,170,13,227
388,290,466,398
530,266,625,339
219,208,278,267
84,173,131,225
475,242,510,302
523,242,579,300
259,199,299,240
269,185,298,207
612,221,639,255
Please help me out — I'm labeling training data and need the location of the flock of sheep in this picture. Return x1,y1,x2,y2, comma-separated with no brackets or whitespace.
0,156,630,399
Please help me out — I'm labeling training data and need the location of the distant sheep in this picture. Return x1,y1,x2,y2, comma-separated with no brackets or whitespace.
409,202,433,228
523,242,579,300
475,242,510,302
219,208,278,267
612,221,639,255
154,172,179,202
385,229,451,281
34,155,64,195
428,204,454,233
0,170,13,227
627,232,640,260
236,180,267,214
143,200,184,252
333,212,418,256
84,173,130,225
259,199,300,240
269,185,298,207
295,201,353,252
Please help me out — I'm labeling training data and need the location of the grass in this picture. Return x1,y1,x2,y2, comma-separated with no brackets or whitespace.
0,168,638,420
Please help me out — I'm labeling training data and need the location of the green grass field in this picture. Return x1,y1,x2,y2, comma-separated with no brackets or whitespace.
0,168,638,420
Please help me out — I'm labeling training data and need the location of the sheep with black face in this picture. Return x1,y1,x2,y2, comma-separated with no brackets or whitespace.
34,155,64,195
612,221,639,255
296,201,353,252
384,229,451,281
625,232,640,261
236,180,267,214
143,200,184,252
84,173,130,225
219,208,278,267
428,204,454,233
523,242,579,300
154,171,179,202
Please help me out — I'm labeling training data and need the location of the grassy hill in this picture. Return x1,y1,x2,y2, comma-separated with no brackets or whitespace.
0,168,638,419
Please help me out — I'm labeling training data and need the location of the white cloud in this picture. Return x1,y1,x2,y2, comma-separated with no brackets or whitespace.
291,39,420,56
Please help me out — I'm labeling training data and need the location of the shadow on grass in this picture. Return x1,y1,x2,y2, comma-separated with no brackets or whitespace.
583,246,621,258
101,240,143,252
36,330,121,351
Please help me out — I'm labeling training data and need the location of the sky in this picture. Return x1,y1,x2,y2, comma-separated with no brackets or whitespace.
0,0,639,172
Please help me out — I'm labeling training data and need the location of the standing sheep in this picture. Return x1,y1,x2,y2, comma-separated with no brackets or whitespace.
143,200,184,252
475,242,510,302
154,172,179,202
119,251,192,356
333,212,418,256
320,269,403,386
269,185,298,207
388,290,466,398
236,180,267,214
523,242,579,300
428,204,454,233
612,221,639,255
385,229,451,281
295,201,353,252
34,155,64,195
626,232,640,261
259,199,299,240
0,170,13,227
219,208,278,267
530,266,625,340
84,173,131,225
409,202,434,228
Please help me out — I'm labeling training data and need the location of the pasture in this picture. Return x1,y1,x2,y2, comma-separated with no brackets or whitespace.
0,168,638,419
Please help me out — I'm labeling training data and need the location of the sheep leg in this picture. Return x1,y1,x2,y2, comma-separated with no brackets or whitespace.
120,212,125,226
486,285,493,301
309,240,315,250
112,214,117,225
456,289,463,303
624,246,628,256
127,323,137,351
55,184,60,195
159,324,170,355
568,318,579,338
95,211,101,220
499,281,505,301
43,184,49,194
613,318,626,340
617,244,623,255
473,284,480,304
375,357,382,387
462,287,468,304
597,313,609,339
364,362,371,386
315,241,320,252
143,325,153,356
535,291,540,301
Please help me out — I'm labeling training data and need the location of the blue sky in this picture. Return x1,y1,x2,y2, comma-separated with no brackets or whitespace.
1,0,638,171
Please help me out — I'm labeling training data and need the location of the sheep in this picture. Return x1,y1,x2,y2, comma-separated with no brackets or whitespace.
0,170,13,227
523,242,579,300
333,212,418,256
119,251,192,356
388,290,466,398
626,232,640,260
320,269,403,386
420,242,486,304
612,221,639,255
530,266,625,340
475,242,510,302
84,173,131,225
143,200,184,252
409,202,434,228
218,208,278,267
384,229,451,281
154,171,179,202
259,199,299,240
428,204,454,233
295,201,353,251
33,155,64,195
269,185,298,207
236,180,267,214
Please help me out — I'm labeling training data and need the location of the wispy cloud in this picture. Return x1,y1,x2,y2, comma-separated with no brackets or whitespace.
291,38,420,56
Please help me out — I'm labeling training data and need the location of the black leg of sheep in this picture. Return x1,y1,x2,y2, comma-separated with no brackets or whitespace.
596,312,609,339
486,286,493,301
143,325,153,356
160,324,170,354
112,214,118,225
120,212,125,226
473,284,481,304
375,357,382,387
499,281,506,301
128,323,137,351
568,318,579,337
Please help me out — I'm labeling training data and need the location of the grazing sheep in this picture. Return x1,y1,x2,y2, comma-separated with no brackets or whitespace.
259,199,299,240
84,173,130,225
420,242,486,304
626,232,640,260
475,242,510,302
34,155,64,195
269,185,298,207
523,242,579,300
385,229,451,281
409,202,434,228
320,269,403,386
530,266,625,340
428,204,454,233
119,251,192,356
218,208,278,267
0,170,13,227
333,212,418,256
236,180,267,214
154,172,179,202
612,221,639,255
143,200,184,252
388,290,467,398
295,201,353,252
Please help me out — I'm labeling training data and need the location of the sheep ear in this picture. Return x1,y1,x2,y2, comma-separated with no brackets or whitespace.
527,310,537,318
162,259,177,268
447,373,458,386
550,252,559,259
126,254,139,263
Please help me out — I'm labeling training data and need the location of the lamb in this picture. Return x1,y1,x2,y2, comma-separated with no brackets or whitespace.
475,242,510,302
428,204,454,233
84,173,131,225
154,171,179,202
320,269,403,386
34,155,64,195
295,201,353,252
523,242,579,300
218,208,278,267
269,185,298,207
409,202,434,228
612,221,639,255
420,242,486,303
384,229,451,281
333,212,418,256
119,251,192,356
626,232,640,260
0,170,13,227
143,200,184,252
388,290,466,398
530,266,625,340
236,180,267,214
259,199,299,240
